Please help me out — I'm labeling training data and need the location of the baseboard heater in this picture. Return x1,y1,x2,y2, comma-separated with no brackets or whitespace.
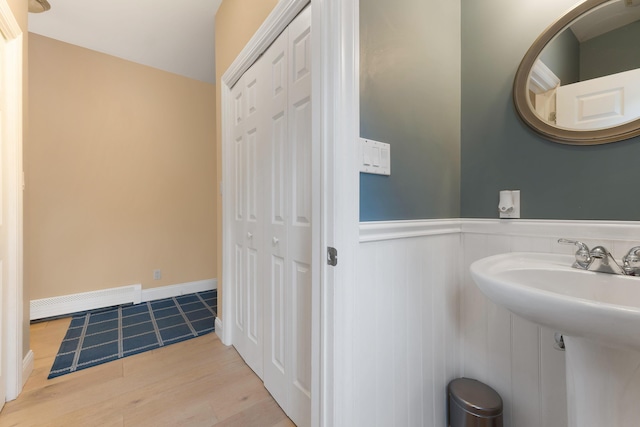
30,284,142,321
30,279,217,321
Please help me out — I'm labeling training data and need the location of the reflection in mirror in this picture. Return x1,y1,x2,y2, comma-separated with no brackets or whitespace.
530,0,640,131
514,0,640,144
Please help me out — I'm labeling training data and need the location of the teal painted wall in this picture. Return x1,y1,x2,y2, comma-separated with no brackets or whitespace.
540,28,579,85
359,0,460,221
460,0,640,220
580,21,640,81
539,21,640,84
360,0,640,221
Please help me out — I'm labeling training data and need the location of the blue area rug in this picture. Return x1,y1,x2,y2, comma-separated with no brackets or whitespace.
48,290,217,379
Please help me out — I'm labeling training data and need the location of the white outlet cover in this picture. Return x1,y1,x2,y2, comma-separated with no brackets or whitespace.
499,190,520,219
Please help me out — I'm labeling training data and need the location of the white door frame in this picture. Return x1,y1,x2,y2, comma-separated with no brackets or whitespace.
0,0,25,403
220,0,360,425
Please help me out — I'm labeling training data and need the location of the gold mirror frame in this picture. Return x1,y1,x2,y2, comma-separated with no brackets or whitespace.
513,0,640,145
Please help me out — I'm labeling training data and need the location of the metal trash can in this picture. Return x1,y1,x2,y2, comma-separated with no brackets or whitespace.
448,378,503,427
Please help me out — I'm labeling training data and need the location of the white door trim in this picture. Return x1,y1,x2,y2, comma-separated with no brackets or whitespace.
314,1,360,425
221,0,360,425
0,0,24,402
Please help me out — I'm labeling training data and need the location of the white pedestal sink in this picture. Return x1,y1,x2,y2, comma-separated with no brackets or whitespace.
470,253,640,427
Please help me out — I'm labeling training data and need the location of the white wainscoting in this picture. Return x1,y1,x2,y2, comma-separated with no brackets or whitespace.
356,219,640,427
356,221,462,426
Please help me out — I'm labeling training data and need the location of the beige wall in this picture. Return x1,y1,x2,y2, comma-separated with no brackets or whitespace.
27,34,217,300
214,0,279,320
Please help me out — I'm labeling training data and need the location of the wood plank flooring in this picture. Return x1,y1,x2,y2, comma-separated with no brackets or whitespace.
0,318,295,427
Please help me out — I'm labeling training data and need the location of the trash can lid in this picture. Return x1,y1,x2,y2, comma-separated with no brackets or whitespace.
448,378,503,417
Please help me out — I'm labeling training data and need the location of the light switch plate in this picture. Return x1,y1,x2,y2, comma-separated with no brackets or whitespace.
359,138,391,175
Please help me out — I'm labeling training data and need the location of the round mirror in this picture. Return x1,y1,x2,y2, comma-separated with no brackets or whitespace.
513,0,640,144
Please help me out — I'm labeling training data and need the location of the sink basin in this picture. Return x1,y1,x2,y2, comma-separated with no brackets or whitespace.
470,252,640,427
470,252,640,352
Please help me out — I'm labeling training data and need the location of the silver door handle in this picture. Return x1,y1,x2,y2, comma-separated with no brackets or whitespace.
247,232,253,239
272,237,279,245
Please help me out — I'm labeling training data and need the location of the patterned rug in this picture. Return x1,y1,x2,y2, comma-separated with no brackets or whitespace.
48,290,216,379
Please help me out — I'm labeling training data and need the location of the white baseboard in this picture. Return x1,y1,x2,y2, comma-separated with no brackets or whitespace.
30,284,142,320
141,279,217,302
22,350,34,387
30,279,217,320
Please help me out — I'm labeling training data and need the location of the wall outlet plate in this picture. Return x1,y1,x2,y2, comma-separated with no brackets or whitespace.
499,190,520,219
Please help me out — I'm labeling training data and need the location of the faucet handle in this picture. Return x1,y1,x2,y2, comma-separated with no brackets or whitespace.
558,238,591,269
623,246,640,276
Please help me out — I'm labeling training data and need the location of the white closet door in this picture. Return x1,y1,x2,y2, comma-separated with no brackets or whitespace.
230,59,265,379
263,5,312,426
230,6,312,424
263,23,289,407
286,6,312,425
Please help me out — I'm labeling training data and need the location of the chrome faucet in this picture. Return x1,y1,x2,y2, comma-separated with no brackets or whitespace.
623,246,640,276
557,238,591,269
587,245,625,275
558,238,637,276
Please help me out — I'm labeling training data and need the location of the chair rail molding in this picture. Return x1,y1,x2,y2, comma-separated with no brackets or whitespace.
359,219,462,242
360,218,640,242
461,218,640,240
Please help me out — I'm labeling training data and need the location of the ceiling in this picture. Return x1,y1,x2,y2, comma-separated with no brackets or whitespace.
570,0,640,42
28,0,222,84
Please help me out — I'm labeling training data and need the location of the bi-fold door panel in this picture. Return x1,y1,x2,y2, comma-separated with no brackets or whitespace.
264,24,290,409
244,73,262,358
286,7,312,424
230,59,265,379
263,6,312,427
231,82,245,338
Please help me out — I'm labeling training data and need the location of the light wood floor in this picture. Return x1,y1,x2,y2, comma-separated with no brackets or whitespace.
0,318,295,427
